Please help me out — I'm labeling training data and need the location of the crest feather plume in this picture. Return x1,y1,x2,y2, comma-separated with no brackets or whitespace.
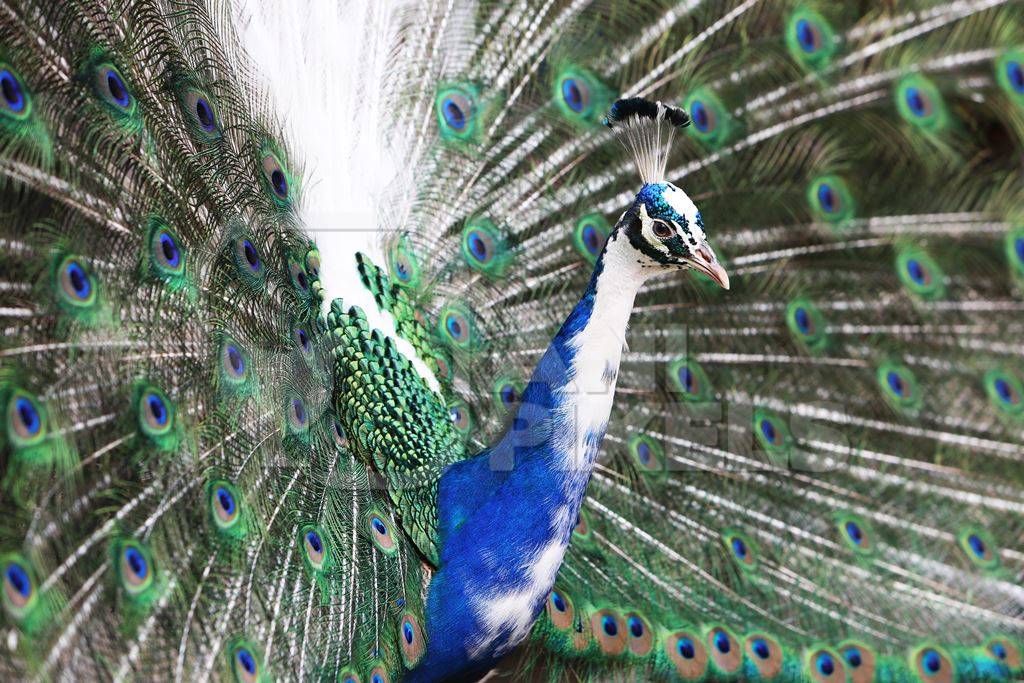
604,97,690,185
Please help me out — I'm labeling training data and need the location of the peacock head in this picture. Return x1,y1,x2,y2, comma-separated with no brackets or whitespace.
614,181,729,288
604,98,729,289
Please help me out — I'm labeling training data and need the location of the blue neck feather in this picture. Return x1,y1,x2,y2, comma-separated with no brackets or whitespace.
409,239,643,681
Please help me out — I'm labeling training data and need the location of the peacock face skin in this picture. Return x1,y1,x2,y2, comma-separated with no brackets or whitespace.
617,181,729,288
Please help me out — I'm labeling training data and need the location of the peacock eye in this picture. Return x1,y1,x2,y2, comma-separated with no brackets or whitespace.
652,221,673,239
95,64,133,110
0,66,28,117
58,256,96,306
261,153,289,201
439,91,472,132
560,76,591,114
183,89,218,135
690,99,713,132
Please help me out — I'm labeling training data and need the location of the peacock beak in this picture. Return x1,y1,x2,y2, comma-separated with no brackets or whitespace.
690,244,730,290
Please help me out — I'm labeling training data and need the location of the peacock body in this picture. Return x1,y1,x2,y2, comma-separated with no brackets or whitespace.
0,0,1023,682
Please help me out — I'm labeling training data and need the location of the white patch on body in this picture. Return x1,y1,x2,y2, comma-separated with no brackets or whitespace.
468,539,566,659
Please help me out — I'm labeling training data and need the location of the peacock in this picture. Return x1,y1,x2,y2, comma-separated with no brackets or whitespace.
1,0,1023,681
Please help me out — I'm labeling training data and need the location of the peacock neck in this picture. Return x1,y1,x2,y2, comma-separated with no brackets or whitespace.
419,232,649,681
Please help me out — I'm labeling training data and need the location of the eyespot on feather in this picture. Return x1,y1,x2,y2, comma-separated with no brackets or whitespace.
367,511,398,555
299,524,327,571
909,644,954,683
2,555,37,619
182,87,219,136
6,389,47,449
665,629,708,679
398,612,425,667
546,588,575,630
0,64,31,120
745,633,784,679
624,612,653,656
838,640,877,683
590,608,626,656
229,643,261,683
806,647,845,683
958,527,999,569
55,255,98,309
985,636,1022,670
706,625,742,673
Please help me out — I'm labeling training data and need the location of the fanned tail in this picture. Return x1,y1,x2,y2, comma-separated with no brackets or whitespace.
365,0,1024,680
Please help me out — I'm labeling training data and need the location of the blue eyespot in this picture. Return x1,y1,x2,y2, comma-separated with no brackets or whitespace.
845,521,863,545
752,638,770,659
628,616,643,638
887,371,905,396
1006,60,1024,93
372,675,384,683
691,100,710,132
0,68,26,114
601,615,617,637
1016,237,1024,263
677,637,696,659
679,366,694,393
446,315,463,338
306,530,322,554
760,418,777,443
714,630,730,654
992,642,1007,660
731,537,747,559
636,441,651,465
146,393,168,426
442,97,466,130
995,378,1013,404
796,19,817,52
467,230,488,262
844,647,862,668
158,232,181,268
271,170,286,196
217,487,236,516
551,591,567,612
906,259,928,285
238,239,262,275
195,97,215,131
372,517,387,536
816,651,835,676
290,398,307,428
499,384,517,407
104,68,130,108
14,397,41,436
967,533,986,558
817,183,837,213
402,620,415,644
905,87,930,118
226,345,245,377
62,259,92,301
581,224,601,255
236,648,256,675
561,78,583,113
124,546,148,580
922,649,941,674
292,267,309,292
5,562,30,598
294,327,312,355
794,307,812,334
